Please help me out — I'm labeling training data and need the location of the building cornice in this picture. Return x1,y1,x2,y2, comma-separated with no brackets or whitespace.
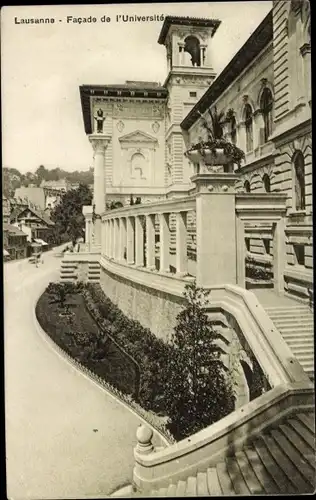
180,10,273,131
80,85,168,134
158,16,221,45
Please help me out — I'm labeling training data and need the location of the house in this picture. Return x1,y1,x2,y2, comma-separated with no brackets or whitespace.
14,185,63,211
3,223,28,260
10,205,55,251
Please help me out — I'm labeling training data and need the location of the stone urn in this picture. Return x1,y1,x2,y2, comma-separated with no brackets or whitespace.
186,147,234,173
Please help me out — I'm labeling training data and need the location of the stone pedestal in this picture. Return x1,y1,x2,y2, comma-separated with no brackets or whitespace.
191,173,238,288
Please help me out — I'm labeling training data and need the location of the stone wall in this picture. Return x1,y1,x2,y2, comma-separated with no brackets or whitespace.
99,266,184,341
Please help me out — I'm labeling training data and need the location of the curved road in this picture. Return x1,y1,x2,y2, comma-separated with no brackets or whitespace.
4,248,143,499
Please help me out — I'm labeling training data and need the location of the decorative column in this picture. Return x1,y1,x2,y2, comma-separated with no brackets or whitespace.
126,216,135,264
273,218,286,295
135,216,144,266
236,216,246,288
159,212,170,273
145,214,156,270
200,44,206,66
192,173,238,287
178,43,185,65
175,211,188,276
89,134,111,246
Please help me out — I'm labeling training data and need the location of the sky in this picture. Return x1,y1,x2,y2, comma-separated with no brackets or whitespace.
2,1,272,174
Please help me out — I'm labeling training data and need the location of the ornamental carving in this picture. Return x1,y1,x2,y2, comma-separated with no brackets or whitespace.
152,121,160,133
117,120,125,132
119,130,158,150
113,101,164,119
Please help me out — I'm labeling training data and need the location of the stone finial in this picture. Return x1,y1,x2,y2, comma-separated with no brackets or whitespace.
135,425,154,455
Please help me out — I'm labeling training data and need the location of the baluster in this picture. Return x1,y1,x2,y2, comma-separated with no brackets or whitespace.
146,214,156,270
159,212,170,273
114,218,120,260
176,211,188,276
119,217,127,262
126,216,135,264
135,215,144,266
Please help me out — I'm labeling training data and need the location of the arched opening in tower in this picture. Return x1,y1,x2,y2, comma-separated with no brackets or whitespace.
184,36,201,67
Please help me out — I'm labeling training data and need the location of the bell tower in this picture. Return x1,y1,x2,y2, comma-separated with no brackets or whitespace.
158,16,221,197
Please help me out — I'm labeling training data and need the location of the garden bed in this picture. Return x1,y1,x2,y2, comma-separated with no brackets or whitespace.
36,290,138,396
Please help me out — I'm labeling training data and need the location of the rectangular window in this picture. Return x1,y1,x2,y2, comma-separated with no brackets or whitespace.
189,91,197,98
245,238,250,251
293,244,305,266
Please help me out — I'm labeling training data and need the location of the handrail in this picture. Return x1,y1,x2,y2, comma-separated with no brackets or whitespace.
101,195,196,220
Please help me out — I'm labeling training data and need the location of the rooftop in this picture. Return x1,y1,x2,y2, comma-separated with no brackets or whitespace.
3,223,28,236
158,16,221,45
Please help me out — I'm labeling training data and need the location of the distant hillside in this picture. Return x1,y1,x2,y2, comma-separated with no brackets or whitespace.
2,165,94,198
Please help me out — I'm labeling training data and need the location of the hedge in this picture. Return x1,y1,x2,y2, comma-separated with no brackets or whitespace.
82,284,173,415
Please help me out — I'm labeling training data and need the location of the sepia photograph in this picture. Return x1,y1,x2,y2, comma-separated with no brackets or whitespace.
2,1,314,498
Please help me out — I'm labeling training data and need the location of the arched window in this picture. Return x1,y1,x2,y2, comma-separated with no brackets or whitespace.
263,173,271,193
184,36,201,67
244,180,251,193
293,151,305,210
260,88,273,142
231,116,237,145
243,104,253,152
131,153,146,180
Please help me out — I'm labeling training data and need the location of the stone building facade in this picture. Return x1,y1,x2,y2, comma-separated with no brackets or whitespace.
80,16,220,205
80,2,311,300
181,1,312,301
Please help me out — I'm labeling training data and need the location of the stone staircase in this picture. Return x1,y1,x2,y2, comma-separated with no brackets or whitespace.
60,260,78,282
265,305,314,380
118,411,315,496
88,261,101,283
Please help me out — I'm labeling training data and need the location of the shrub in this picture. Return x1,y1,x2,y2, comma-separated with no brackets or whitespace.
83,284,171,413
163,281,235,440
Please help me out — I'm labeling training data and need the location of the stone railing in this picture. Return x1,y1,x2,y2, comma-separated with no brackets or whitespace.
101,195,197,277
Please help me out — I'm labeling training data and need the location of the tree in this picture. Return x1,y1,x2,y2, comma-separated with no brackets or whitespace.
164,281,235,440
50,183,93,245
35,165,47,185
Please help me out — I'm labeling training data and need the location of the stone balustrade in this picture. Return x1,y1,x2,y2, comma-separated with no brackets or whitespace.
101,196,196,278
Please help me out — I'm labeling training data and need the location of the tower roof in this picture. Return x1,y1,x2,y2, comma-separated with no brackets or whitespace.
158,16,221,45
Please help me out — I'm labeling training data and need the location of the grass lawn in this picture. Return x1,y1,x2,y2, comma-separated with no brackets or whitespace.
36,291,138,396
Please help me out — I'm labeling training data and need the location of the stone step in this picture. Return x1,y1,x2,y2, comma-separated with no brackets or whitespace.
131,411,315,498
281,332,314,341
271,318,313,327
288,344,314,354
285,338,314,346
279,325,314,334
185,476,197,496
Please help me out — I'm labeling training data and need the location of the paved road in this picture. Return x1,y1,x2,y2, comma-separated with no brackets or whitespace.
4,248,142,499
